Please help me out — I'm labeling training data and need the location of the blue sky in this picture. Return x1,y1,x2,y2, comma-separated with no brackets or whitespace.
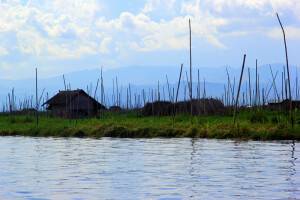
0,0,299,79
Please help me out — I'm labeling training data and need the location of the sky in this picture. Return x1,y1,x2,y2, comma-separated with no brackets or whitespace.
0,0,299,79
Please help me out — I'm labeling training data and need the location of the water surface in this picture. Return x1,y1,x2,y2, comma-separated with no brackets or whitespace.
0,137,299,199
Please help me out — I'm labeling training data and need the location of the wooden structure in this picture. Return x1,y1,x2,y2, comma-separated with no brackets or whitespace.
268,99,300,110
42,89,106,118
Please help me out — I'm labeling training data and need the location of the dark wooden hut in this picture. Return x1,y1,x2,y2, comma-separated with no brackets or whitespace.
42,89,106,118
268,99,300,110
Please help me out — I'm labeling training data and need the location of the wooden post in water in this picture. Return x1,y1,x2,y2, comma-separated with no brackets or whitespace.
233,54,246,126
277,13,293,128
189,19,193,124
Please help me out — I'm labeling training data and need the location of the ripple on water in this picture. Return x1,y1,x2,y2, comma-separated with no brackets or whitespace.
0,137,299,199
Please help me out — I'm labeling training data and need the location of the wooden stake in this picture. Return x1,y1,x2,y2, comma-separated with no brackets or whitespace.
233,54,246,126
189,19,193,123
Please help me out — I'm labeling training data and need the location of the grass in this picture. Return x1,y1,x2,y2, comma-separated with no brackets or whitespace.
0,109,299,140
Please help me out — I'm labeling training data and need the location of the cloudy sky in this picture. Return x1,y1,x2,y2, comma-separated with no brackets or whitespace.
0,0,299,79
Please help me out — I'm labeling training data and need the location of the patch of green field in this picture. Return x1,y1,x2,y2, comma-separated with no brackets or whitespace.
0,109,299,140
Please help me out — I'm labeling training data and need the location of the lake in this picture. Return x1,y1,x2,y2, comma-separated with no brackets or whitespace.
0,137,299,199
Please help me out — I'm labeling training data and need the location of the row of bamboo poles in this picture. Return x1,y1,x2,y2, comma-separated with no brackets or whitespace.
0,13,294,127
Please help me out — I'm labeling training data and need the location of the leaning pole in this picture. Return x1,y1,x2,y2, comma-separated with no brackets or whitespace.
233,54,246,126
277,13,293,128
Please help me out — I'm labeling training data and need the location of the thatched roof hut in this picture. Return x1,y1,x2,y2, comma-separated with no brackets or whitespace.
43,89,106,118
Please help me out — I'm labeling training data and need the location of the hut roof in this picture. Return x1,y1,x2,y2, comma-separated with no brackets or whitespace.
42,89,105,109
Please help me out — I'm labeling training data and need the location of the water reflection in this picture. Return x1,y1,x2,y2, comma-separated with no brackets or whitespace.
0,137,299,199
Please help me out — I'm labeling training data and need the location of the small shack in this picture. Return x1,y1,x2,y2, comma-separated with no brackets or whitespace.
268,99,300,110
42,89,106,118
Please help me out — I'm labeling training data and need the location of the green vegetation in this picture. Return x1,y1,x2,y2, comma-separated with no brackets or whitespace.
0,109,299,140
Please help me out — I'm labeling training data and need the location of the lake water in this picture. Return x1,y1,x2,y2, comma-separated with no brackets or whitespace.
0,137,299,199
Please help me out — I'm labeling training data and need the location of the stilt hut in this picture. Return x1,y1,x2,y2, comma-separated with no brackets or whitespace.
42,89,106,118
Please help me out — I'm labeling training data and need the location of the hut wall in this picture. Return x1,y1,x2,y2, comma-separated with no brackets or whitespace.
51,105,67,118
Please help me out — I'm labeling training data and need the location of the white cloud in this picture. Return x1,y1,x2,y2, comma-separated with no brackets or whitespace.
0,46,8,56
142,0,176,13
194,0,299,16
0,0,299,79
46,45,97,59
99,37,112,53
267,27,300,40
95,10,228,51
1,62,10,70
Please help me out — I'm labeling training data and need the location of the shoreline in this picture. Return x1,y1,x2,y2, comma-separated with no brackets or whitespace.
0,111,299,141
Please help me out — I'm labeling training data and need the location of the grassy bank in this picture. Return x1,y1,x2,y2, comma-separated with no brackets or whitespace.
0,109,299,140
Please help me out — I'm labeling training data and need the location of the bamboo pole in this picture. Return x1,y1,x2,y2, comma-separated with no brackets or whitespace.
189,19,193,123
233,54,246,126
248,68,251,107
36,68,38,125
166,75,171,101
226,68,235,106
265,71,279,101
277,13,293,128
76,90,79,125
173,63,183,122
63,74,66,91
158,81,160,117
282,71,284,100
94,78,99,99
198,68,201,122
255,60,258,109
152,89,154,118
126,88,128,118
116,77,118,106
269,65,280,101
